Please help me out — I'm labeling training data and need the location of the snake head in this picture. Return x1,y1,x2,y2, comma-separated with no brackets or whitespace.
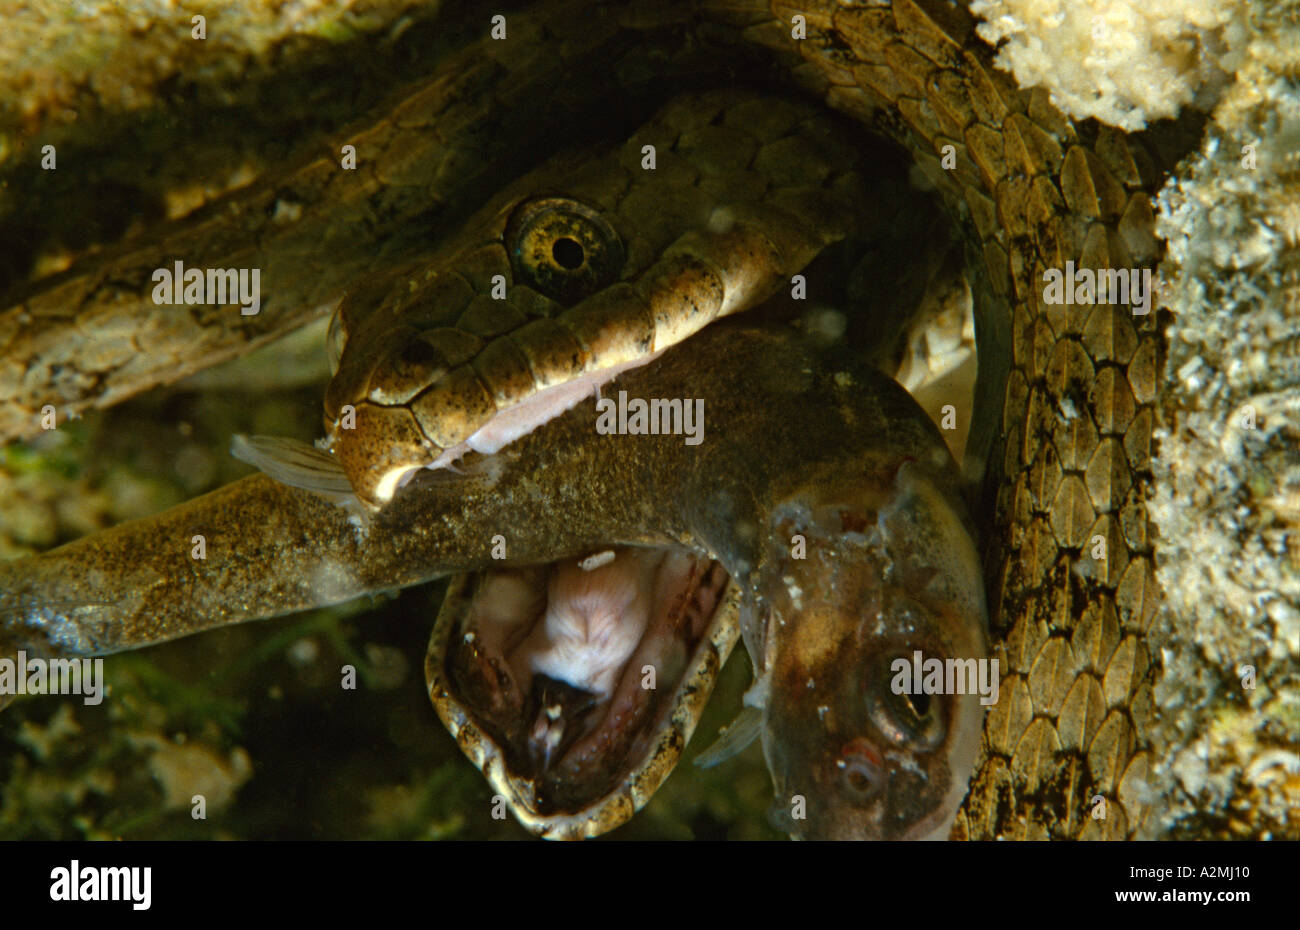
754,459,989,840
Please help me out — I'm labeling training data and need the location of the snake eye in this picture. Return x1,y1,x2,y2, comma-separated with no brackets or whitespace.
866,652,946,751
505,197,625,304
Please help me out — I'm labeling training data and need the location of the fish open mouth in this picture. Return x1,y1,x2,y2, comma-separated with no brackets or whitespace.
425,546,737,838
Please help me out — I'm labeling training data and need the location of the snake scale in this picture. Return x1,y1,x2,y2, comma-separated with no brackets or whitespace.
0,0,1187,838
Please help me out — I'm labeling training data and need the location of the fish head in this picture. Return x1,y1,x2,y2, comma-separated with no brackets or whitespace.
753,458,989,840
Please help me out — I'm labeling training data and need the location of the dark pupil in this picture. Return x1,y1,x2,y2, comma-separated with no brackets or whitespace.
906,692,931,718
552,236,585,270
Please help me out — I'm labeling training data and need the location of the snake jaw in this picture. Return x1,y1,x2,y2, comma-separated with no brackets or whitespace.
324,400,434,508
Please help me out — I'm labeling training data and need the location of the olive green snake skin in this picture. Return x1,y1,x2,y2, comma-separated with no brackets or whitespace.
749,0,1169,841
0,0,1184,839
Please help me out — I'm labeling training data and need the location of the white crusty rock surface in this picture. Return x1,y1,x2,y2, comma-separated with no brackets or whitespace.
970,0,1241,130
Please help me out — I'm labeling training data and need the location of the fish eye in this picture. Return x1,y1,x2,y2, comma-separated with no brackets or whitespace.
505,196,625,305
866,652,946,751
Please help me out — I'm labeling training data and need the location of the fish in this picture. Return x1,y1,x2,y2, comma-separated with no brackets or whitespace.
422,321,990,838
0,320,987,838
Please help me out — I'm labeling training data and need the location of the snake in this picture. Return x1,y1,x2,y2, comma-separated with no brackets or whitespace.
0,0,1189,838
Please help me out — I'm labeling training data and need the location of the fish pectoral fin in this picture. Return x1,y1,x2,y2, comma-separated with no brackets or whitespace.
693,704,763,769
230,434,358,505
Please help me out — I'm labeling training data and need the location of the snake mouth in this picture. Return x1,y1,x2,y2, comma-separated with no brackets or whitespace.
425,546,738,839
